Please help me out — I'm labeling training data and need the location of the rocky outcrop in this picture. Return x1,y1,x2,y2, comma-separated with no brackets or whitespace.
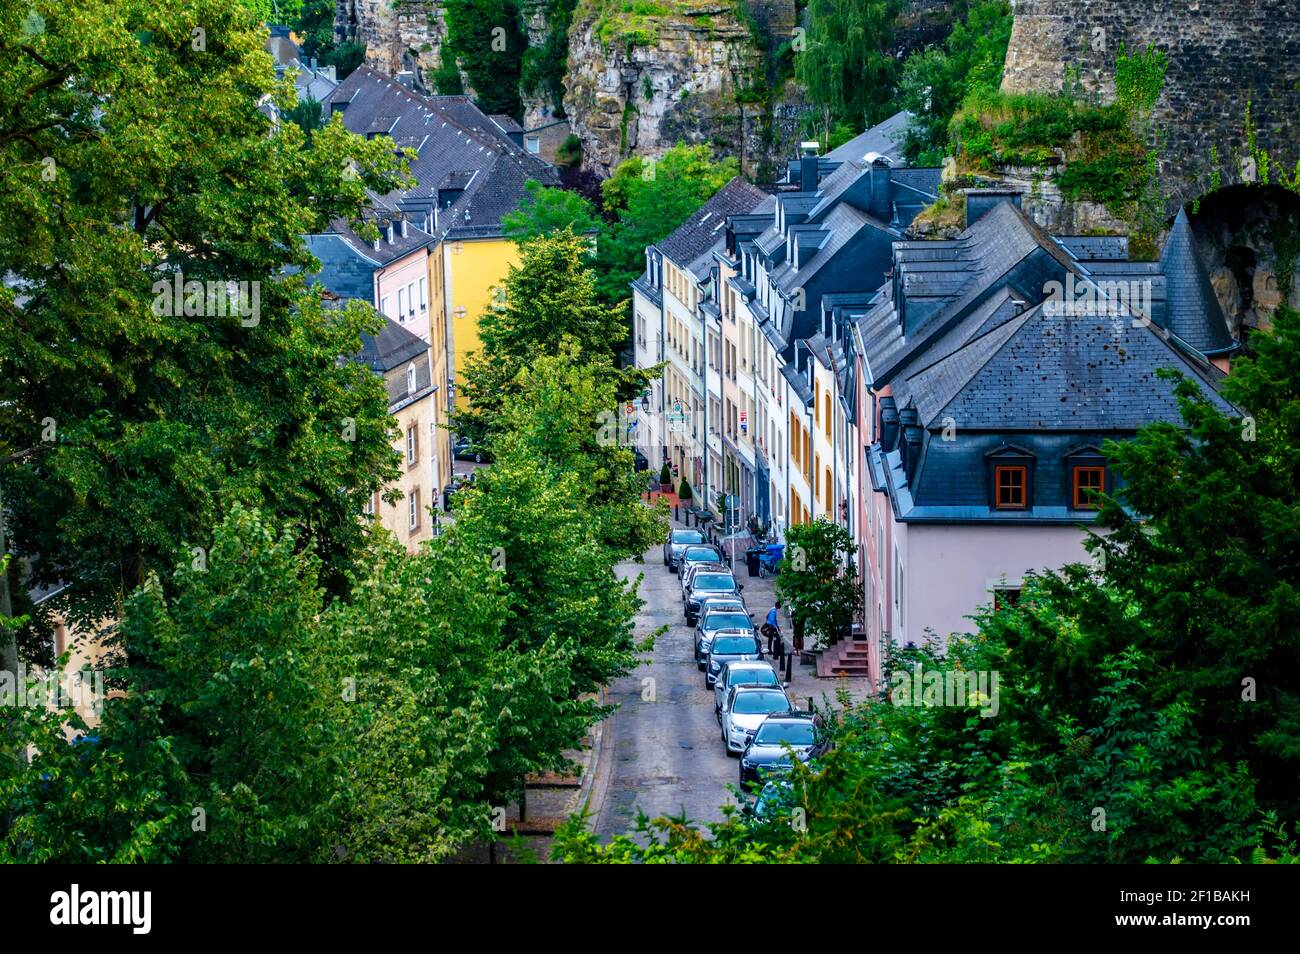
336,0,449,88
563,0,801,178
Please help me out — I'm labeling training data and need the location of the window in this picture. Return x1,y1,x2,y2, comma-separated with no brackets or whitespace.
363,493,375,517
408,490,420,531
525,136,540,154
406,282,416,317
994,466,1028,509
1073,465,1105,509
397,287,406,321
406,364,417,395
993,587,1022,611
380,296,390,318
418,277,427,310
407,423,418,464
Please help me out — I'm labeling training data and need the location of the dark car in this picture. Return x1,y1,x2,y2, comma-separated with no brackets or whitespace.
694,608,756,669
677,544,724,580
684,570,742,625
452,436,492,463
739,712,830,787
663,529,708,570
705,631,763,688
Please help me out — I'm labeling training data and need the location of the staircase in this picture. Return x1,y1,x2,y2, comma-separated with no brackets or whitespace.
815,638,873,678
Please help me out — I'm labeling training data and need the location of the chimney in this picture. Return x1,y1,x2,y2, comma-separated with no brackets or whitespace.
963,188,1024,228
902,423,923,483
879,397,900,451
800,154,819,193
870,157,892,221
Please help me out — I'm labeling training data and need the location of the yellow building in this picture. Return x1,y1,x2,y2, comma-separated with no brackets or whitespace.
326,66,562,417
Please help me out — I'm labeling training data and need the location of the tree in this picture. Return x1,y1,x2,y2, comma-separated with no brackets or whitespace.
442,0,528,118
501,180,601,245
0,1,412,628
776,519,859,648
796,0,903,141
455,228,632,444
897,1,1014,163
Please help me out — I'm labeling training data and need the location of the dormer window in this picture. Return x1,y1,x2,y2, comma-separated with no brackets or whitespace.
406,364,417,395
986,445,1036,511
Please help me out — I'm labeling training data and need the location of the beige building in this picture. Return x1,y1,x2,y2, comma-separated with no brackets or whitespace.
354,317,441,551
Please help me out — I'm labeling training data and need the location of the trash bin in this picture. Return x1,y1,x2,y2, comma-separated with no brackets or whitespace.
745,546,763,578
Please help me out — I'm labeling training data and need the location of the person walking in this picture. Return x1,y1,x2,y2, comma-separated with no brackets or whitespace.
764,600,782,654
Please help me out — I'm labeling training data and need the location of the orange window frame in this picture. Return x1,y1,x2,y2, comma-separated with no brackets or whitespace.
1073,465,1105,509
994,465,1027,510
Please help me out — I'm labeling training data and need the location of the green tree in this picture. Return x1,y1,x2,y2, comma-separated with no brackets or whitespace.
796,0,903,141
897,1,1013,163
442,0,528,117
776,519,859,649
501,180,601,245
0,0,411,627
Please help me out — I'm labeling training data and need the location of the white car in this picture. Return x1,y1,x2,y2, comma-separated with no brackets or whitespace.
721,685,794,755
714,659,785,716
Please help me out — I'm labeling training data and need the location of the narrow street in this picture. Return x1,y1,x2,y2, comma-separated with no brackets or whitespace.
591,524,872,840
595,543,739,836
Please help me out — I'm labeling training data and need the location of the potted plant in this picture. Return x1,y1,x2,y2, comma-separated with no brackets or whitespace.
659,463,673,493
678,478,693,503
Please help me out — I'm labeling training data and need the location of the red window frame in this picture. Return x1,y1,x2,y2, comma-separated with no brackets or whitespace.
994,465,1027,510
1073,465,1105,509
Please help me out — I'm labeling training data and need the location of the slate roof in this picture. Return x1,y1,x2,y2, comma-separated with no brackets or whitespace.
321,189,436,265
825,111,915,164
657,177,769,279
355,314,430,373
1160,208,1235,355
326,66,559,241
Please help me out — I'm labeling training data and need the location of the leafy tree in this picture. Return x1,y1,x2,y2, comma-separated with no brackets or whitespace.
796,0,903,141
0,0,411,627
776,519,859,649
442,0,528,118
284,94,323,136
501,180,601,245
455,228,631,443
897,0,1013,163
294,0,336,60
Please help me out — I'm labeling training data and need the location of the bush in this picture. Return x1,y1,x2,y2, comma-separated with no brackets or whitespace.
678,478,693,500
659,463,672,485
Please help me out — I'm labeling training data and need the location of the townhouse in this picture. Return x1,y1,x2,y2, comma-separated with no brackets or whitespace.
350,314,442,553
723,131,940,542
631,178,769,510
850,195,1239,687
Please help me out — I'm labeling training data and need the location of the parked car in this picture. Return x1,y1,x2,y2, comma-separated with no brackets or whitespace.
739,712,830,787
663,529,708,570
695,607,756,669
452,436,492,463
677,544,724,580
680,558,727,601
745,779,798,822
705,631,763,687
721,685,793,755
685,571,743,625
714,660,784,716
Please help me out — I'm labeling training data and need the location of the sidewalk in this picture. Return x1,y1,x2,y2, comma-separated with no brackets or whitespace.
662,508,873,707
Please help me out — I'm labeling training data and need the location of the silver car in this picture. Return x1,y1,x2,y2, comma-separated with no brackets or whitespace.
714,659,784,715
678,544,725,583
663,529,708,571
705,631,763,687
694,607,755,669
685,571,743,625
721,685,794,755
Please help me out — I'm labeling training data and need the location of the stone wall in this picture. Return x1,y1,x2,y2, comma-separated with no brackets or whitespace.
336,0,448,88
1001,0,1300,211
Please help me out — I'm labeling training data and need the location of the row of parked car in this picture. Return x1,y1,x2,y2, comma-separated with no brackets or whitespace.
664,529,830,790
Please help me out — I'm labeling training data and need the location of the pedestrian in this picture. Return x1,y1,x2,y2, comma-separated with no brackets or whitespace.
765,600,782,654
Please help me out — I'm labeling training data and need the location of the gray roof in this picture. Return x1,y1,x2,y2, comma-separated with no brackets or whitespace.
825,111,915,164
355,315,430,373
327,66,560,241
1159,208,1235,355
657,177,769,279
